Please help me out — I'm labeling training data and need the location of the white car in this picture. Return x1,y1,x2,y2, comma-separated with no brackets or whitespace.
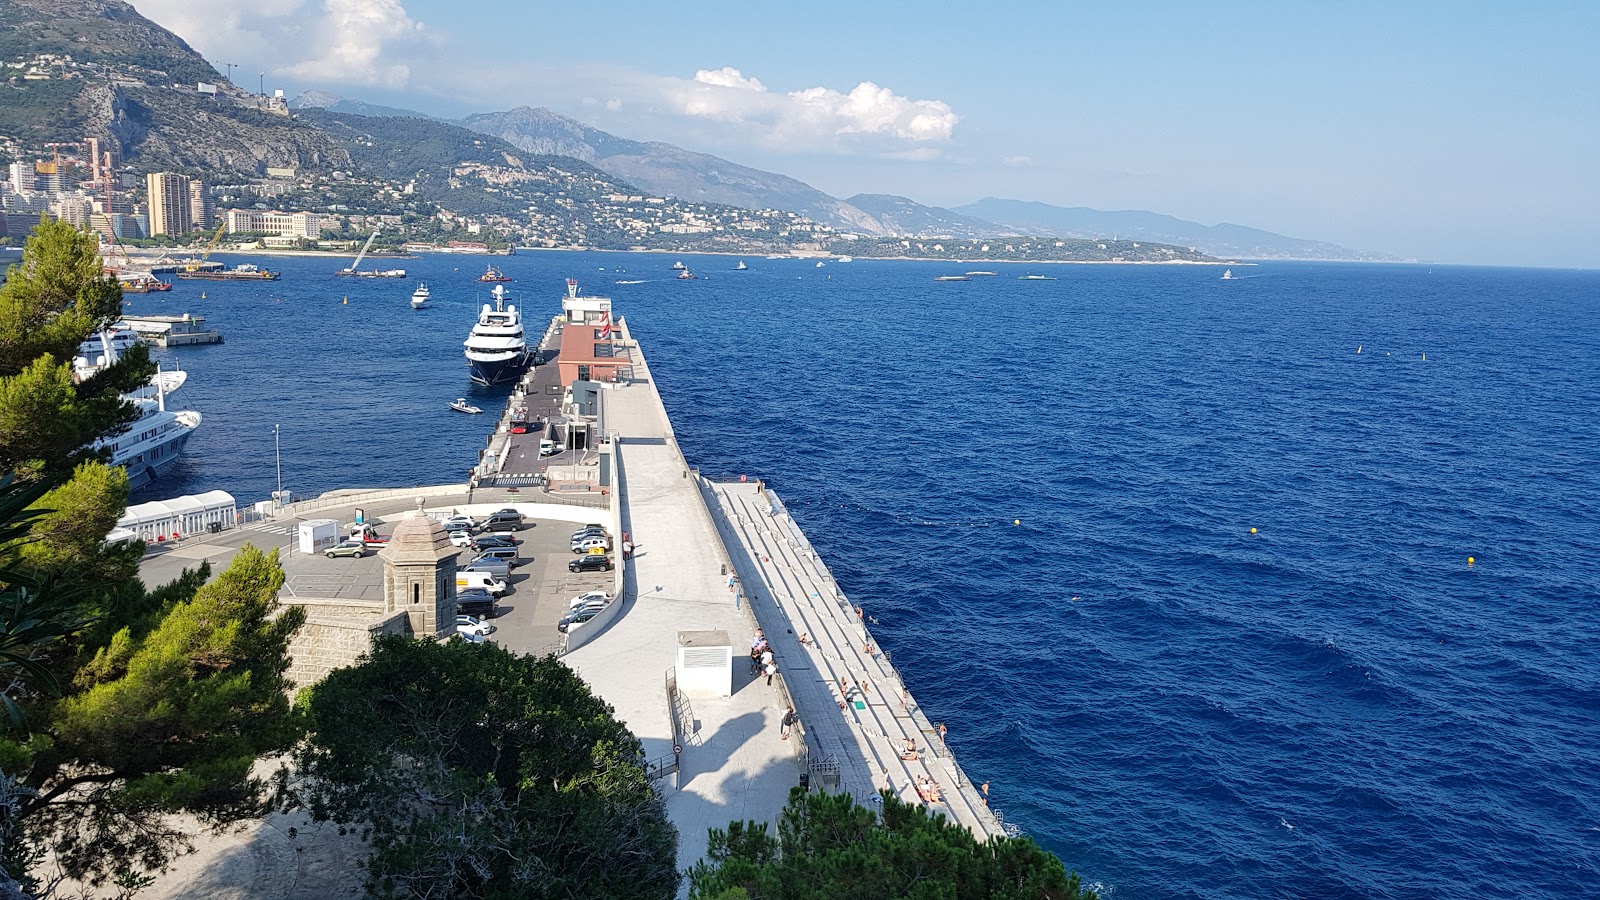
449,530,473,548
453,631,486,644
440,514,477,530
568,590,610,610
456,614,495,637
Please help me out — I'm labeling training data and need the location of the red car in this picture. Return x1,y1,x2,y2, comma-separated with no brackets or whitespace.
510,424,529,434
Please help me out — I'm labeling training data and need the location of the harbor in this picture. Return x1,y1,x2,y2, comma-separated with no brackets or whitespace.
126,274,1005,894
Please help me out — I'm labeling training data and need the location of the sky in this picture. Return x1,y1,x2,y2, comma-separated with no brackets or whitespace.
131,0,1599,268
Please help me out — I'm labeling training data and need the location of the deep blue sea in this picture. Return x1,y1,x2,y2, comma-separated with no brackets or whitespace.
129,253,1600,899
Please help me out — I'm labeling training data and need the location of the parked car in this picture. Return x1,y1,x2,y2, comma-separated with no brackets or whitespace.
509,424,530,434
470,535,520,550
455,589,496,617
442,520,476,536
457,571,508,596
449,530,473,548
325,540,368,559
568,590,610,609
558,606,608,633
454,631,486,644
568,554,613,573
462,558,512,579
473,546,520,566
571,536,611,554
456,614,495,636
482,518,523,534
571,525,608,539
440,514,476,530
491,508,523,520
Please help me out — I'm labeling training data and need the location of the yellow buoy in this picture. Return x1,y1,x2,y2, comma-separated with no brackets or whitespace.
343,296,348,304
200,291,206,300
1250,527,1258,534
1467,556,1475,566
1013,519,1020,526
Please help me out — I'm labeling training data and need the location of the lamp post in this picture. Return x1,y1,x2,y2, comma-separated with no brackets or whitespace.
274,423,284,507
258,72,265,96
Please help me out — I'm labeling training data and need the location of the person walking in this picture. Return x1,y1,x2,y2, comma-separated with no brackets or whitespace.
764,661,777,686
780,707,796,739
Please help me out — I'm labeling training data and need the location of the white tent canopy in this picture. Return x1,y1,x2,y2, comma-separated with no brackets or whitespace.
116,490,237,540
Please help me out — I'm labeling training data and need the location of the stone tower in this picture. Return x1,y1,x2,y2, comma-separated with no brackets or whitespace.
381,501,457,638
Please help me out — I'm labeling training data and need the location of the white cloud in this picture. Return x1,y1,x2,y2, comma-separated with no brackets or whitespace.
130,0,423,89
284,0,424,87
693,67,766,92
665,67,959,154
1002,154,1035,168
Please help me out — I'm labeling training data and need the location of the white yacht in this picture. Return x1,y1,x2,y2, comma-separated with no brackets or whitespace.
100,390,202,492
462,284,530,386
75,332,200,491
75,322,140,364
411,282,431,308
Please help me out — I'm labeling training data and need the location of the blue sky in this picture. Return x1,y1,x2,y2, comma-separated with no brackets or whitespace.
136,0,1599,267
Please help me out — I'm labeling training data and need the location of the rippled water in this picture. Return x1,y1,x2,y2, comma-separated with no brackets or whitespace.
132,254,1600,898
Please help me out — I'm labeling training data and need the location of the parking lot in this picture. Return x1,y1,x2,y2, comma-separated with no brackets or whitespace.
142,492,615,657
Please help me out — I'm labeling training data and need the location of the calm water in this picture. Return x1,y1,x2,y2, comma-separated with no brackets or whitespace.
130,254,1600,899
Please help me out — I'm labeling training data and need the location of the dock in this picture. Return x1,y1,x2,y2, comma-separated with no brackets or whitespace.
123,313,223,347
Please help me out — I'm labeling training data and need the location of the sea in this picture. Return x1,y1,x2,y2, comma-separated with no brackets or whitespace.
127,252,1600,899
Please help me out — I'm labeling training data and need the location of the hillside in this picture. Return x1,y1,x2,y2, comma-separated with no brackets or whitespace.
843,193,1005,239
296,109,833,252
0,0,348,176
459,106,891,235
954,198,1388,261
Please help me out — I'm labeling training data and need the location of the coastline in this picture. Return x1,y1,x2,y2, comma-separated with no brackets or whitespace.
128,245,1241,266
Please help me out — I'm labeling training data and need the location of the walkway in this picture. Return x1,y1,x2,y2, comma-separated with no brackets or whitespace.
706,481,1006,839
562,320,801,879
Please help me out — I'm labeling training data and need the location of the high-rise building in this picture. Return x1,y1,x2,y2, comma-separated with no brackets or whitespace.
8,161,37,195
86,137,102,182
188,179,212,231
145,172,191,237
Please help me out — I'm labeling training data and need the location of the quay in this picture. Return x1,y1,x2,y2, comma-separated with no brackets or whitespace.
123,313,223,346
130,280,1006,897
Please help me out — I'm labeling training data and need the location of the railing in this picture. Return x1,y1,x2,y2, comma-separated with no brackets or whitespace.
665,667,699,748
643,752,678,786
272,484,467,518
539,639,568,658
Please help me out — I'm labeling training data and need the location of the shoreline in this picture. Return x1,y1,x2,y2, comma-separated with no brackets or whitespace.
129,245,1241,266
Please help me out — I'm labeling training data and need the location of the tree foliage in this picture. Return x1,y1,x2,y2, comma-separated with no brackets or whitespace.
689,788,1095,900
0,217,153,481
1,544,304,885
287,636,680,900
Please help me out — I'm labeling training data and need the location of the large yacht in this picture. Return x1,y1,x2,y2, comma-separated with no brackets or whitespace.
101,391,202,492
462,284,530,385
78,332,201,491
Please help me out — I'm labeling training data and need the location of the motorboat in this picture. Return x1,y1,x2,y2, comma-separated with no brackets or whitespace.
677,270,696,280
836,255,854,263
479,265,512,283
117,273,172,293
1017,274,1057,281
411,282,431,308
670,260,687,271
933,275,972,282
450,398,483,414
965,271,999,277
735,261,747,270
462,284,530,386
1221,269,1235,280
815,261,826,268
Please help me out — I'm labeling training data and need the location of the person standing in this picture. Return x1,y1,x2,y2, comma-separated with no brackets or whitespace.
764,661,777,686
780,706,796,739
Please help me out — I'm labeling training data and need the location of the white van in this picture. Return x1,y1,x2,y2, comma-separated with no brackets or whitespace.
456,570,508,596
539,439,560,457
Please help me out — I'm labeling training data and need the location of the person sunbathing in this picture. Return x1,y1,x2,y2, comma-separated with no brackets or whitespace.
900,737,919,761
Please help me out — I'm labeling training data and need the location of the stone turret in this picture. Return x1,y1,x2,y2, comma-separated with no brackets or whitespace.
381,500,457,638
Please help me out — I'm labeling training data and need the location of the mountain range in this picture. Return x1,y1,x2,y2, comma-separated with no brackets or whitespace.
290,93,1380,260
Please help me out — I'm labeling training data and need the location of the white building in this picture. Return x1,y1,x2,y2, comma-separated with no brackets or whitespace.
225,208,324,239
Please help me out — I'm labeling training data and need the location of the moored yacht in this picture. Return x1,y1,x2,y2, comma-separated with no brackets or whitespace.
76,333,200,492
411,282,431,308
462,284,530,385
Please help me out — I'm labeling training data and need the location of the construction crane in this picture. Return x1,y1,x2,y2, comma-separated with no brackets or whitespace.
183,221,228,272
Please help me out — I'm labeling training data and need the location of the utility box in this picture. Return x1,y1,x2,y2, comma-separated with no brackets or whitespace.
676,630,733,699
297,518,339,554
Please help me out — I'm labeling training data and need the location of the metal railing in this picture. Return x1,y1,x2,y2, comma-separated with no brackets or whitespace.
272,484,467,518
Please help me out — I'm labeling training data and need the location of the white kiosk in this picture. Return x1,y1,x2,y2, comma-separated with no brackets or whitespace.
676,630,733,699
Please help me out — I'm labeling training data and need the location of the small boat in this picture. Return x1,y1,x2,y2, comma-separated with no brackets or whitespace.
450,398,483,414
933,275,972,282
735,261,747,270
836,255,854,263
1017,274,1056,281
117,272,172,293
615,279,647,285
411,282,430,308
671,260,688,271
677,270,696,280
815,261,826,268
965,271,999,277
765,254,785,260
1220,269,1235,280
479,265,511,283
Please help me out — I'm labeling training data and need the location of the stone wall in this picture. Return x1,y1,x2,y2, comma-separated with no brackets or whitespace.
284,603,410,690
